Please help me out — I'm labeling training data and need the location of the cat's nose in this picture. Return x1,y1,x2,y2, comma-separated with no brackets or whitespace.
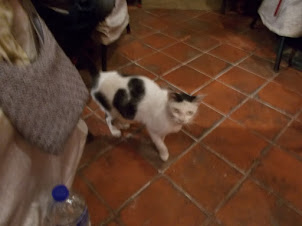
178,119,185,123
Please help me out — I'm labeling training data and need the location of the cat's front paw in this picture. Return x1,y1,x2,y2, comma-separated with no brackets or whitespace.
111,130,122,138
159,152,169,162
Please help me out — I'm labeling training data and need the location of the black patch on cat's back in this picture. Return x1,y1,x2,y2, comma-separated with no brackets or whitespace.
128,78,145,100
113,78,145,120
174,92,196,102
94,91,111,111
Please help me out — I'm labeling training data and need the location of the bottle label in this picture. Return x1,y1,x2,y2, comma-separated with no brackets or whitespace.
76,207,89,226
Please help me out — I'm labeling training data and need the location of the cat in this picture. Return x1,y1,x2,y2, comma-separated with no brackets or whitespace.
91,71,202,161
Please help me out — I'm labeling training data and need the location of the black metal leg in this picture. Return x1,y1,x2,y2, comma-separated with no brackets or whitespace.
126,24,131,34
221,0,227,14
274,36,286,72
101,44,107,71
288,49,297,67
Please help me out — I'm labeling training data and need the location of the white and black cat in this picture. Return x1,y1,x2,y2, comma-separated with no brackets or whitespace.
91,71,202,161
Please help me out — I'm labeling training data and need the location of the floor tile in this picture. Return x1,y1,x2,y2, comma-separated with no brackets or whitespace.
252,147,302,211
277,120,302,155
202,119,268,171
106,52,131,71
231,99,290,140
137,52,180,76
197,81,246,114
156,78,181,92
145,8,170,17
120,178,207,225
254,46,278,63
81,106,92,119
162,25,199,41
162,42,201,62
274,68,302,96
141,33,177,49
114,33,136,46
94,109,106,120
218,67,265,94
184,33,220,51
243,28,279,55
87,98,99,111
118,40,155,60
239,55,276,79
184,103,223,139
130,23,156,39
84,114,111,137
197,12,224,26
166,144,242,211
83,142,157,209
206,28,258,52
181,18,217,33
128,8,152,21
163,66,211,94
257,82,302,115
119,63,157,79
140,16,170,30
127,129,195,170
216,179,302,226
209,44,249,63
79,135,115,167
188,54,231,78
72,176,111,224
161,12,198,25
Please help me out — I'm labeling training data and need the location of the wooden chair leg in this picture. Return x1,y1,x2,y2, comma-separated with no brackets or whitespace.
126,24,131,34
274,36,286,72
101,44,107,71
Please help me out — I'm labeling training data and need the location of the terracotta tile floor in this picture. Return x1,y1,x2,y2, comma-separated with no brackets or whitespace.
74,7,302,226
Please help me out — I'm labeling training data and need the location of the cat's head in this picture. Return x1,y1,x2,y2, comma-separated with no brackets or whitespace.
167,92,203,124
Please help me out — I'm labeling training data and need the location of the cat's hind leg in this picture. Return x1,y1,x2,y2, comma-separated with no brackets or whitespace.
105,113,122,137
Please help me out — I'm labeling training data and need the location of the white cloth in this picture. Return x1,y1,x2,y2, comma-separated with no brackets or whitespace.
258,0,302,38
0,111,88,226
93,0,129,45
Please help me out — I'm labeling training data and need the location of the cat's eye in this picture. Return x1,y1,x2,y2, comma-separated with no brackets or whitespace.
173,108,180,114
187,111,194,116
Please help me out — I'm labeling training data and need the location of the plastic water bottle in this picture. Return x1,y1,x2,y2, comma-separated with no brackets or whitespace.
45,184,90,226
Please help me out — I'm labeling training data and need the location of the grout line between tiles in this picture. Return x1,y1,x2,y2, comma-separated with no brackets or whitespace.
78,173,116,222
180,129,199,142
160,142,199,173
200,143,245,175
77,137,125,172
115,174,162,214
212,143,274,213
249,177,302,217
189,50,254,95
163,174,212,217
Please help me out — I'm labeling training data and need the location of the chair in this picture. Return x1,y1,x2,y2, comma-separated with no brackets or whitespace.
258,0,302,71
92,0,130,71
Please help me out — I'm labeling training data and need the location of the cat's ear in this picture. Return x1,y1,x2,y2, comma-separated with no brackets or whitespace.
192,94,206,105
168,91,180,102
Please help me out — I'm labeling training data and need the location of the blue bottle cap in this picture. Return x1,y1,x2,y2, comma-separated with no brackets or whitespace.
52,185,69,202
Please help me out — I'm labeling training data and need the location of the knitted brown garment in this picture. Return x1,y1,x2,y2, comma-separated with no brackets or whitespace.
0,14,89,154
